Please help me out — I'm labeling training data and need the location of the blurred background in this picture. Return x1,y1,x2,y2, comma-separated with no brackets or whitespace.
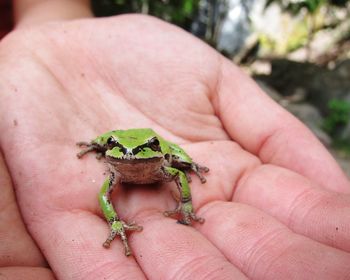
1,0,349,174
92,0,350,174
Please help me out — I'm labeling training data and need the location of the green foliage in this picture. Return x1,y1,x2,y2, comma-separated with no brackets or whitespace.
266,0,349,14
323,99,350,135
258,21,309,55
333,139,350,155
263,0,350,56
92,0,200,28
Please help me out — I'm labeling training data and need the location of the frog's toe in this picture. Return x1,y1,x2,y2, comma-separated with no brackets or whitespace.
199,166,209,173
164,203,204,225
163,209,178,217
103,230,117,248
76,141,90,147
185,172,192,183
103,219,142,256
190,213,205,224
180,211,204,225
76,146,95,158
199,176,206,184
191,163,209,183
125,221,143,232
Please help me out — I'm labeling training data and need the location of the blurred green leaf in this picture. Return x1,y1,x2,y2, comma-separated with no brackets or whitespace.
266,0,349,14
93,0,199,28
323,99,350,135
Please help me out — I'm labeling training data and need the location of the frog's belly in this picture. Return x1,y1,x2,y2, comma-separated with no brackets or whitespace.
113,160,170,184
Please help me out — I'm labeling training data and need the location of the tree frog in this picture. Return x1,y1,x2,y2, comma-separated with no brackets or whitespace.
77,128,209,256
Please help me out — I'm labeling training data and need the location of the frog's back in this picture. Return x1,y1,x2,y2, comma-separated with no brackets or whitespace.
94,128,158,145
114,128,156,138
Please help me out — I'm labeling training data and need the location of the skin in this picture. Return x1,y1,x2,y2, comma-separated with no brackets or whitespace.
77,128,208,256
1,13,350,280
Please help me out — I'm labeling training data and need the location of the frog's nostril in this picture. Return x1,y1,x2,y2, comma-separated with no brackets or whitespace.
123,150,133,160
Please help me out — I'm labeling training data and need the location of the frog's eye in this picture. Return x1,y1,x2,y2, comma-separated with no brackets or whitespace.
148,137,161,152
107,136,127,153
107,136,117,147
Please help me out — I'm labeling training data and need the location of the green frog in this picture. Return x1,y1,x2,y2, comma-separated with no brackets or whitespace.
77,128,209,256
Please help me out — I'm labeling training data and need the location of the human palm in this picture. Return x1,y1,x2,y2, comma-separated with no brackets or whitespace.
1,15,350,279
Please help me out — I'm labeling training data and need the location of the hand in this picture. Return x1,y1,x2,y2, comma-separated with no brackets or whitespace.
0,152,55,279
1,15,349,279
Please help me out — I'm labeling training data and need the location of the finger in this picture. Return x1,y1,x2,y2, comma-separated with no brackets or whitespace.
29,211,147,280
0,152,45,267
11,153,146,279
234,164,350,252
29,200,245,280
94,151,249,280
199,201,350,279
132,212,248,280
14,0,93,28
177,141,260,208
216,59,350,193
0,267,54,280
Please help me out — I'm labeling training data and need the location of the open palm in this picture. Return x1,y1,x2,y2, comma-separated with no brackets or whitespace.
1,15,350,280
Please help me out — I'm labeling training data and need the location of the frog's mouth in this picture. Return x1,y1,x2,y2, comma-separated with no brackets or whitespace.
106,155,163,164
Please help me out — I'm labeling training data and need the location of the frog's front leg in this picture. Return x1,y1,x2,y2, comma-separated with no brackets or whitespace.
76,142,96,158
99,170,143,256
190,162,209,183
76,142,105,160
163,167,204,225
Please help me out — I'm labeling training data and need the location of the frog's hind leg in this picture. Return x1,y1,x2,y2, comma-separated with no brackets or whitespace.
99,169,143,256
163,167,204,225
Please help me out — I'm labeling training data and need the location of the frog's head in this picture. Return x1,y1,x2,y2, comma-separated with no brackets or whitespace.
98,129,166,163
105,135,163,162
